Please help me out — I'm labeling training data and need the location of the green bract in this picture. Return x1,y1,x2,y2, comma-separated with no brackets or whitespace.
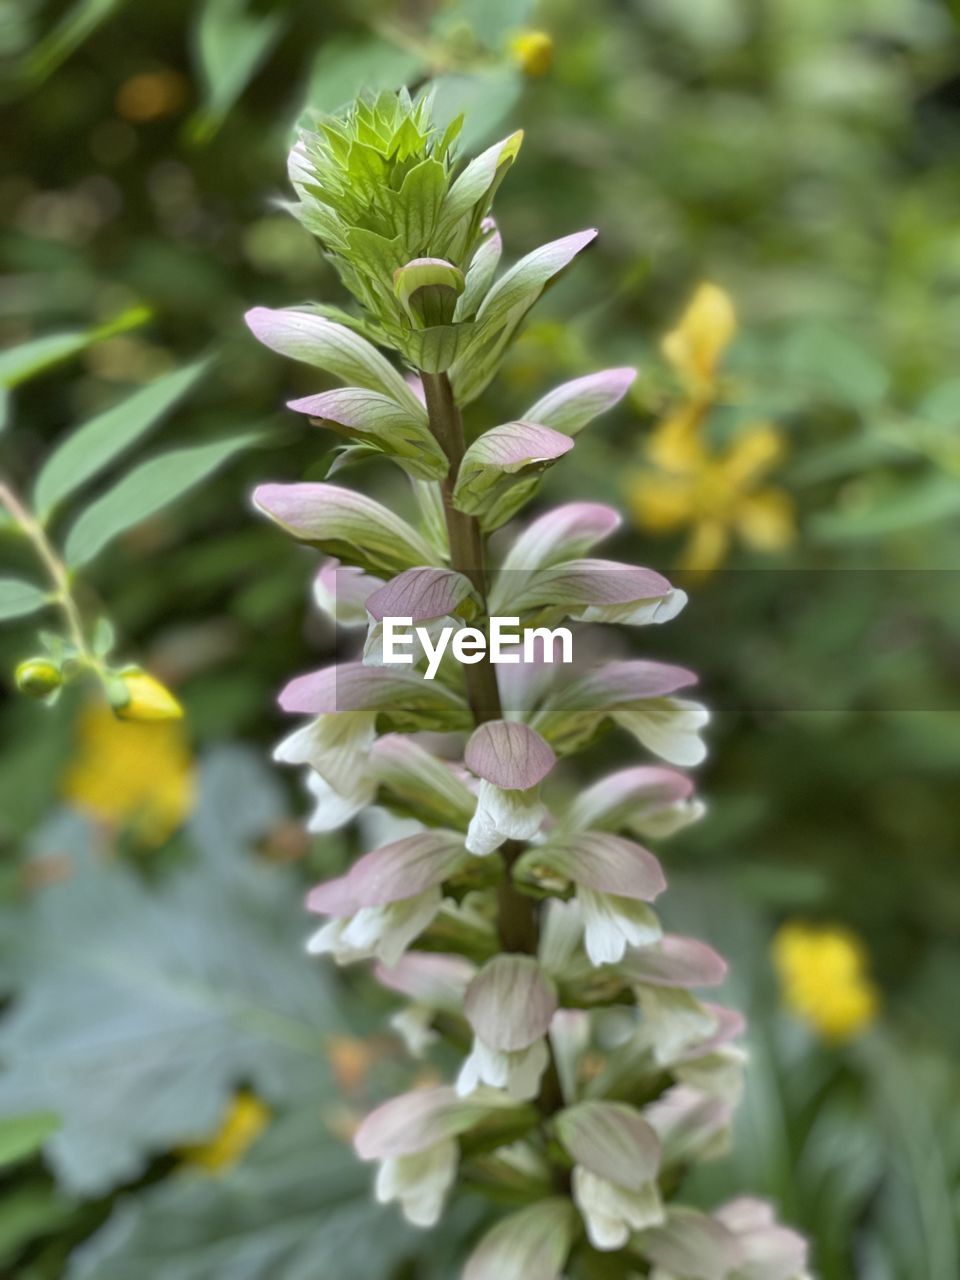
288,89,522,372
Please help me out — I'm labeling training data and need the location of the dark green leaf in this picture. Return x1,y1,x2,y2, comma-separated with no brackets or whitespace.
64,431,257,568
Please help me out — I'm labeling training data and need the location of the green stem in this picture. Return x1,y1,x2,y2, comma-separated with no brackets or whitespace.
0,478,91,659
419,370,564,1116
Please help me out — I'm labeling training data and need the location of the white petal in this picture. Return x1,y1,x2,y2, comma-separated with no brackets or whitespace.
573,1167,664,1252
375,1139,458,1228
274,711,376,796
466,779,545,856
305,771,371,832
580,888,662,967
613,698,709,768
390,1005,439,1058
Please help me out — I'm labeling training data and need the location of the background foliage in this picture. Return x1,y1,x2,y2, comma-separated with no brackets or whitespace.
1,0,959,1276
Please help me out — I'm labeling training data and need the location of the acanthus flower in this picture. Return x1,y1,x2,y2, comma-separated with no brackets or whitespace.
249,87,809,1279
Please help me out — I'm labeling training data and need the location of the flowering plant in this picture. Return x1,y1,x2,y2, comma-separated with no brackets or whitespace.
249,90,810,1279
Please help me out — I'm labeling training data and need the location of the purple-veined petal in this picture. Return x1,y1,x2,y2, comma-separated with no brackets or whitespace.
499,502,622,575
645,1084,734,1168
278,661,468,720
556,1100,660,1190
369,733,476,828
637,1207,745,1280
452,421,574,529
354,1085,515,1160
497,559,673,614
475,230,599,328
543,659,698,714
366,567,479,623
464,955,557,1052
715,1199,809,1280
465,720,556,790
307,830,466,913
618,934,728,988
463,1198,577,1280
244,307,422,414
523,367,637,437
285,386,446,479
254,482,436,576
375,951,476,1005
568,765,695,833
527,832,666,901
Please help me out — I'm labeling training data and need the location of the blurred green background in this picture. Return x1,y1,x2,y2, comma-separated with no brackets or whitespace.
1,1,959,1276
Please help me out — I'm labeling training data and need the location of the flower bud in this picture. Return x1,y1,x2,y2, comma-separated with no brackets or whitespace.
15,658,62,699
510,30,554,77
112,671,184,722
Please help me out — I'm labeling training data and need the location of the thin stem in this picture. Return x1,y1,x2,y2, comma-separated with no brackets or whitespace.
419,370,564,1116
0,478,90,659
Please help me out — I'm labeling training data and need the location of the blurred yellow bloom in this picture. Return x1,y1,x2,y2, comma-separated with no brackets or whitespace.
662,282,737,395
179,1092,270,1173
114,671,184,722
116,69,188,123
510,30,554,77
628,282,794,571
628,421,795,572
62,700,194,845
773,922,880,1043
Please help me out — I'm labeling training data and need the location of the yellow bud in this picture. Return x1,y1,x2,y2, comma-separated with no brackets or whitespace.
113,671,183,722
510,29,554,77
15,658,62,699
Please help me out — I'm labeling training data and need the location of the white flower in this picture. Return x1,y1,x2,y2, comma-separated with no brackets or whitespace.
308,887,442,967
276,711,376,830
573,1166,664,1250
466,780,545,856
374,1137,458,1228
390,1004,439,1058
579,886,662,966
457,1036,549,1102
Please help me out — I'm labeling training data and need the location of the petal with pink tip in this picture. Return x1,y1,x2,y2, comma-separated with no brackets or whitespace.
523,367,637,437
464,955,557,1052
465,720,556,790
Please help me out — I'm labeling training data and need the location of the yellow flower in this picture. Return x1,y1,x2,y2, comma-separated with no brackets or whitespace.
628,420,795,571
114,670,184,722
662,282,737,395
510,29,554,77
179,1092,271,1173
62,699,195,845
773,922,880,1043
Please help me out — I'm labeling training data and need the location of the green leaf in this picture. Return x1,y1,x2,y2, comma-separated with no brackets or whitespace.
0,1183,75,1266
0,579,49,621
19,0,124,85
0,749,337,1196
811,471,960,543
68,1114,425,1280
0,1111,60,1167
0,310,148,391
307,34,424,115
191,0,285,139
33,359,211,520
64,431,257,568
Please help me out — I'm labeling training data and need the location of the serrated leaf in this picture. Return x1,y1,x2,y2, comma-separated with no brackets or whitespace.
67,1113,450,1280
0,578,49,621
0,750,337,1196
34,359,210,519
0,1111,60,1167
64,431,256,568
